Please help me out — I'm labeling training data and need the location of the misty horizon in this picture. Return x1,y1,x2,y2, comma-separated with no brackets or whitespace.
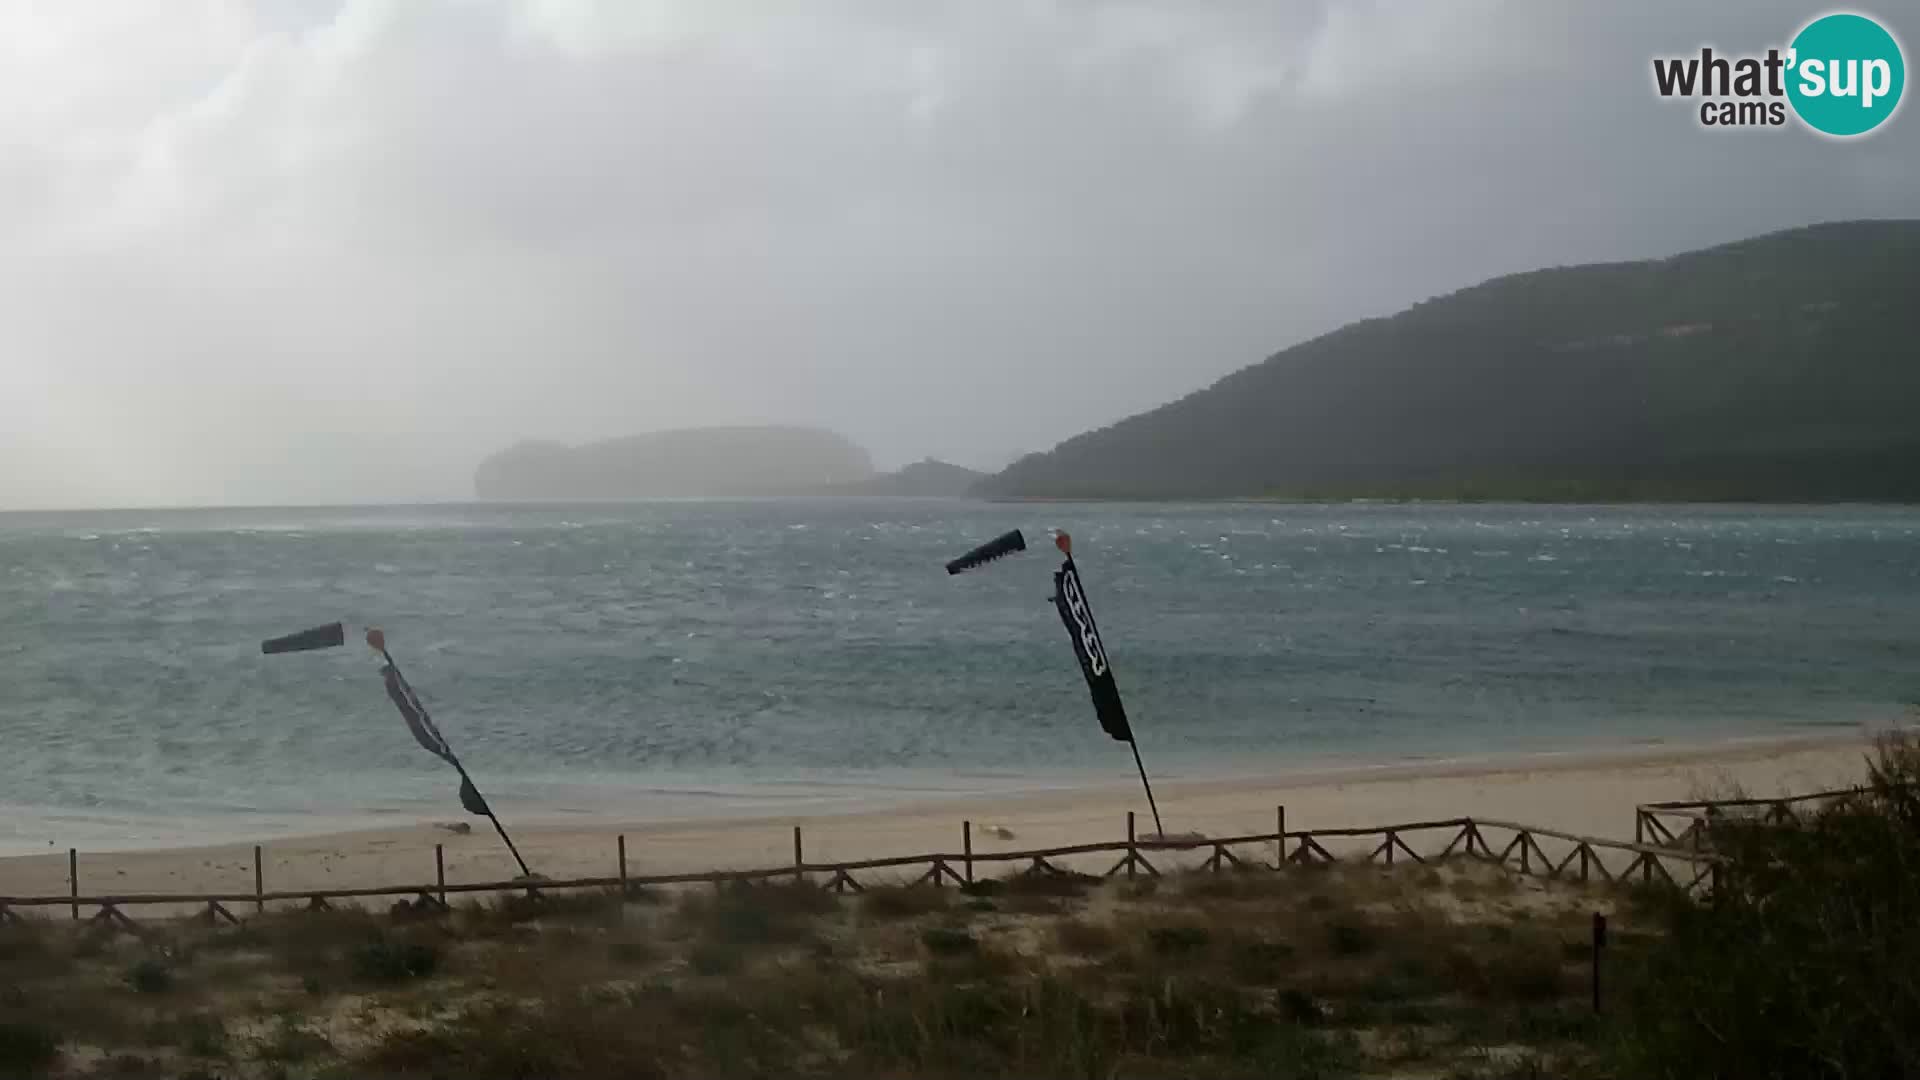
4,2,1916,511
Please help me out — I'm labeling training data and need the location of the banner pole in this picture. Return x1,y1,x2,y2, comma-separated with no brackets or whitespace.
454,760,532,879
1128,738,1164,837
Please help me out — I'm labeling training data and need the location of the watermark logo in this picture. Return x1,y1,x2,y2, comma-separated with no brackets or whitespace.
1652,11,1905,137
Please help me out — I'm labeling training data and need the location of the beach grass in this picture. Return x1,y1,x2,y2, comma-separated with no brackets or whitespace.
0,856,1625,1079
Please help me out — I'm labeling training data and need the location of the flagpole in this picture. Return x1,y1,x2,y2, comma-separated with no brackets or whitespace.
450,758,532,880
1052,535,1166,839
380,646,534,880
1127,737,1164,838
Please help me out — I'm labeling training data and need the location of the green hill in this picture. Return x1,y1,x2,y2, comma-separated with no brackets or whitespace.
977,221,1920,501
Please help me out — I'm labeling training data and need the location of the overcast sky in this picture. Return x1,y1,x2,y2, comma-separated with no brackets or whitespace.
1,1,1914,509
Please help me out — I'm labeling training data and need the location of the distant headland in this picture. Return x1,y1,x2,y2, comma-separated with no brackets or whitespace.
474,426,982,500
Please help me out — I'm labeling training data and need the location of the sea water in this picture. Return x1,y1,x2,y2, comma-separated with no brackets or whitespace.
2,500,1915,853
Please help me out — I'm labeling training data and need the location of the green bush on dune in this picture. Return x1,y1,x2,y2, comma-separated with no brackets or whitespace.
1607,736,1920,1079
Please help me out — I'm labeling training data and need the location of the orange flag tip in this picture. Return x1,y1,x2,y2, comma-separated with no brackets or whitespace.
365,628,386,652
1054,531,1072,555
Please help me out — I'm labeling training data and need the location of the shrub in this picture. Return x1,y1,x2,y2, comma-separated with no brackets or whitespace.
361,999,675,1080
608,939,657,966
178,1013,227,1058
1054,918,1117,955
1326,919,1379,955
0,1019,59,1076
687,941,743,976
254,1018,332,1064
125,959,174,994
1227,939,1296,984
1606,735,1920,1079
350,935,440,984
1145,923,1212,954
859,884,949,921
678,883,828,946
0,922,69,981
919,927,977,956
1001,870,1096,899
999,892,1068,916
1278,987,1325,1025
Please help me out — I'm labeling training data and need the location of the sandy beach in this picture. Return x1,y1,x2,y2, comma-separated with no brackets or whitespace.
0,733,1884,904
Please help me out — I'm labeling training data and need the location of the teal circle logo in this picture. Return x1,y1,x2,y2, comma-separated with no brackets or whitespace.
1787,13,1905,136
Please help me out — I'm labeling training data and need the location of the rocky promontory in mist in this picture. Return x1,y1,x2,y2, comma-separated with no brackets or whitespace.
474,427,982,500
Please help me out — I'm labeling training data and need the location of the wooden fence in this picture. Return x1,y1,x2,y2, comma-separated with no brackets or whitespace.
0,808,1722,931
1634,784,1875,851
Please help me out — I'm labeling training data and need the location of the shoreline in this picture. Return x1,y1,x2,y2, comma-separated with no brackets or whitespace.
0,726,1894,858
0,729,1895,903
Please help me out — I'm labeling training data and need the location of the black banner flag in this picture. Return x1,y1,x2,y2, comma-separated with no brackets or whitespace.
458,775,491,817
382,662,457,766
1049,532,1161,835
1051,557,1134,742
365,628,533,878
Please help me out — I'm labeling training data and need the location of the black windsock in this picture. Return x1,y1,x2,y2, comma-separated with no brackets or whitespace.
261,622,346,655
946,529,1027,575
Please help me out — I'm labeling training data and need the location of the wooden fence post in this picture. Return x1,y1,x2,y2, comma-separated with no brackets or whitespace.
254,845,265,915
69,848,78,921
1126,812,1137,879
1591,912,1607,1014
435,844,447,908
1276,806,1286,867
617,835,628,895
792,826,804,886
962,821,973,884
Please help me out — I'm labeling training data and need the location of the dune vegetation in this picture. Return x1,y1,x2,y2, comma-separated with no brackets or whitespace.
2,737,1915,1079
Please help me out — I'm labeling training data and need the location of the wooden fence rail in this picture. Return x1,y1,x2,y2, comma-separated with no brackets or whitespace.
0,810,1721,930
1633,782,1895,851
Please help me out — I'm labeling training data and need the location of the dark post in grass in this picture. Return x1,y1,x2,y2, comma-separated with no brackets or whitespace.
1592,911,1608,1014
963,820,974,884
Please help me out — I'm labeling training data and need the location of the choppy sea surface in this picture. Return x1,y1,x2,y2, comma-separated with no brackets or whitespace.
2,500,1915,854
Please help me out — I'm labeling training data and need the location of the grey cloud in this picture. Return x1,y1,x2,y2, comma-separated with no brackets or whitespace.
1,0,1914,508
